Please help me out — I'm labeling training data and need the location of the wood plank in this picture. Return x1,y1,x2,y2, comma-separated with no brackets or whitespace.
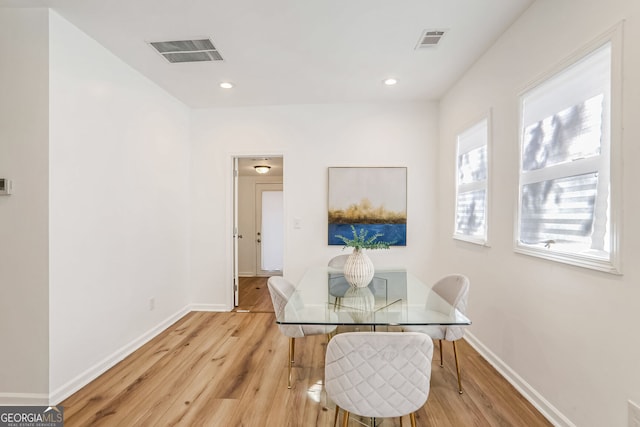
124,313,249,426
61,312,202,426
61,283,553,427
236,276,274,312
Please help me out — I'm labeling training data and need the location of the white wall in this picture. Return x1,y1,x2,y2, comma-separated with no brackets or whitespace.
0,8,50,403
190,102,439,309
437,1,640,426
48,11,191,400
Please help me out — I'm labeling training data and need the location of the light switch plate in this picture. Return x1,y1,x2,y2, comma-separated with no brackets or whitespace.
629,400,640,427
0,178,12,195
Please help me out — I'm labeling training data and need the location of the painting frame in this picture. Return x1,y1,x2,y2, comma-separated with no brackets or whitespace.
328,167,407,246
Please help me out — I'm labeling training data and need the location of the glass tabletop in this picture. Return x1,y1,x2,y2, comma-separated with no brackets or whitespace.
276,267,472,327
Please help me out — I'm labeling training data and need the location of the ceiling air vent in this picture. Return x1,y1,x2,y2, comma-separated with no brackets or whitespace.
415,30,447,49
149,38,223,63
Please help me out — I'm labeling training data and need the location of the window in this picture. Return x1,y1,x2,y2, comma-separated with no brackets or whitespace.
516,40,620,273
454,118,489,244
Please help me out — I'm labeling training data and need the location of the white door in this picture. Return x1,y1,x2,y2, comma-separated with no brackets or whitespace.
256,183,283,276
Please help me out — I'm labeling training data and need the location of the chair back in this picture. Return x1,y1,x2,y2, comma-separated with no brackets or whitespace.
431,274,470,341
328,255,351,299
267,276,305,338
328,254,350,268
325,332,433,419
432,274,469,314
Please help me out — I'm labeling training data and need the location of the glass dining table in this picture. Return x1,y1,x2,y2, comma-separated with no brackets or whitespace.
275,267,471,328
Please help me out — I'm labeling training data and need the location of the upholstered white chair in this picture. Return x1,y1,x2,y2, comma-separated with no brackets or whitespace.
267,276,336,389
404,274,470,394
328,255,350,309
325,332,434,427
328,254,349,268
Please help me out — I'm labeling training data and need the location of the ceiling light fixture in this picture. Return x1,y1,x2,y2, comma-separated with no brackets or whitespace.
254,165,271,174
383,78,398,86
220,82,234,89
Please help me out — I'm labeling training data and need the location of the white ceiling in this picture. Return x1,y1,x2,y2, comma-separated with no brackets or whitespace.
1,0,534,109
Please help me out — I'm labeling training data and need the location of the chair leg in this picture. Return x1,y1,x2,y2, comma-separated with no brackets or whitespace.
288,337,295,389
399,415,403,426
452,340,463,394
439,339,444,367
410,412,417,427
333,405,340,427
342,410,350,427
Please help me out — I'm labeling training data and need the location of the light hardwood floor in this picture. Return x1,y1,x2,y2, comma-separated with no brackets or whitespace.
61,277,552,426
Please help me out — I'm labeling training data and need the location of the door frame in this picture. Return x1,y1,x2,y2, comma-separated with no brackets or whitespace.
230,152,285,308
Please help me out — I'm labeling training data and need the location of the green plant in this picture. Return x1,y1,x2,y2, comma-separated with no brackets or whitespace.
334,225,392,250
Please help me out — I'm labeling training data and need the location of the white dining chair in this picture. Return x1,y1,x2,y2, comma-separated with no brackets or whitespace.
328,255,350,309
267,276,336,389
404,274,470,394
328,254,350,268
325,332,434,427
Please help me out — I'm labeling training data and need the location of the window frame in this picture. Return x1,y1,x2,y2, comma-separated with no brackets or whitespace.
453,113,491,246
513,24,623,274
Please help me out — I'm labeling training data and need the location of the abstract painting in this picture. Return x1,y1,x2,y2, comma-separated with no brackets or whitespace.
328,167,407,246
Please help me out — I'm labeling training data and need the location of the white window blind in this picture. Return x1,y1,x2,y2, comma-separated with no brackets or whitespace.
516,42,617,271
454,118,488,244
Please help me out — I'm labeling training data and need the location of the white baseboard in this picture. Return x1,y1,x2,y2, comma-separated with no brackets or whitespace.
464,332,575,427
189,303,229,312
0,392,49,406
49,305,191,405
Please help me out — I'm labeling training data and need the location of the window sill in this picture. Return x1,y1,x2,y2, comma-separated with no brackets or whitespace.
453,234,490,247
514,244,621,274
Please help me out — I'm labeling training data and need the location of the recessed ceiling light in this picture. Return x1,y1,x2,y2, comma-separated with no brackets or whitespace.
220,82,234,89
383,78,398,86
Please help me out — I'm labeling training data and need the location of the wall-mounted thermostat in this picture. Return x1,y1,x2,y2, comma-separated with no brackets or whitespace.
0,178,13,195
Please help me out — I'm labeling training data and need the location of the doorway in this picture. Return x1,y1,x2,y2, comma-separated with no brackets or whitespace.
233,156,283,307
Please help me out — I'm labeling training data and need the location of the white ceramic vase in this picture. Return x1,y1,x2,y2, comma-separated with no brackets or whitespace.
342,286,375,322
343,248,374,288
